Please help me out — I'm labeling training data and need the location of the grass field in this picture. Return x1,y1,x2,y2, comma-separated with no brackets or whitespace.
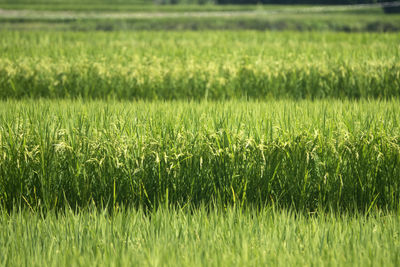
1,2,400,31
1,1,400,266
2,13,400,32
1,100,400,212
0,2,278,12
1,31,399,100
1,208,400,267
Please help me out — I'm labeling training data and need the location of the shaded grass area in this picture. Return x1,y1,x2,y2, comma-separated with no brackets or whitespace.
1,207,400,266
1,100,399,213
1,31,399,100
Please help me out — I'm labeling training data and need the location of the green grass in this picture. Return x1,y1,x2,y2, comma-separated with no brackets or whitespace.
1,8,399,32
0,3,272,12
2,13,399,32
0,1,313,12
0,0,317,13
2,3,399,265
1,100,399,212
0,31,399,100
1,2,399,31
0,4,269,12
1,207,400,267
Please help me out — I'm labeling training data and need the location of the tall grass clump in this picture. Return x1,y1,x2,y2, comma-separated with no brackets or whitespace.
0,31,399,100
1,100,399,213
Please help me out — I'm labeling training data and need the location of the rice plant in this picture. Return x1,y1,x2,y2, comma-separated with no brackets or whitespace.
0,31,399,100
1,100,399,212
1,207,400,267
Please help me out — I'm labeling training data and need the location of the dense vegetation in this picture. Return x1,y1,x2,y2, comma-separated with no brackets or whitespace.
1,100,399,212
1,2,400,265
1,31,399,100
1,0,399,12
2,13,400,31
1,208,400,267
2,0,399,30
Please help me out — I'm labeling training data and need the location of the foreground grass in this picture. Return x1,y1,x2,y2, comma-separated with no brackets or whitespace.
1,31,399,100
1,100,399,212
1,207,399,267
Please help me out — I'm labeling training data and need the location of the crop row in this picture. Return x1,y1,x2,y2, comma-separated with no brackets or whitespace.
1,100,399,212
1,31,399,100
2,207,400,266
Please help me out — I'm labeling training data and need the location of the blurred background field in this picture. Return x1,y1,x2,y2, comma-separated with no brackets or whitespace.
1,0,400,31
